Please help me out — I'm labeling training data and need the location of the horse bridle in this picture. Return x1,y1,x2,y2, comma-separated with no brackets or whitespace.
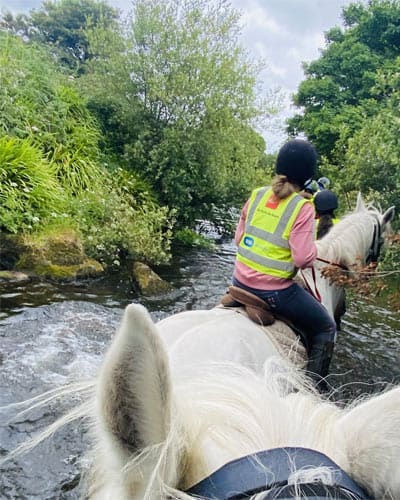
366,215,384,265
185,447,371,499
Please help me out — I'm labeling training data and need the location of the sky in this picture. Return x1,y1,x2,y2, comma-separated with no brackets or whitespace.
0,0,358,151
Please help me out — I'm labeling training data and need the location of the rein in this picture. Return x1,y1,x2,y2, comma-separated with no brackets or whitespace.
300,266,322,302
316,257,347,270
300,258,345,303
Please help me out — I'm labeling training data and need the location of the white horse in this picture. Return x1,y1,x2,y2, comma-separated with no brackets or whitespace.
302,193,395,322
83,194,396,499
3,194,398,499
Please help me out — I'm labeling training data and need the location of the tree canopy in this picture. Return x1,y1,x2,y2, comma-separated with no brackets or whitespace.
81,0,270,225
288,0,400,222
0,0,119,70
0,0,274,261
288,0,400,154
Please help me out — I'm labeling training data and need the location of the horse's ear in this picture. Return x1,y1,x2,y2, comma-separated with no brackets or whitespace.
97,303,172,455
382,205,395,227
355,192,366,212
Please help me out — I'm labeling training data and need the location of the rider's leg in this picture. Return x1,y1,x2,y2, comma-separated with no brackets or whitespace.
232,279,337,389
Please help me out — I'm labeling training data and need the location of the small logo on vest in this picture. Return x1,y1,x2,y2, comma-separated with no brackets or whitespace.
266,196,279,209
243,236,254,247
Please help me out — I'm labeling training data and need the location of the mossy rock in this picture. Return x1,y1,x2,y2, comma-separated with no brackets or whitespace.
32,259,104,281
132,262,173,296
43,231,85,265
3,229,104,281
17,229,85,266
0,270,30,283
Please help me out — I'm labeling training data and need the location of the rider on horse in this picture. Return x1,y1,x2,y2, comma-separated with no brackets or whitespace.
232,139,336,390
314,189,340,239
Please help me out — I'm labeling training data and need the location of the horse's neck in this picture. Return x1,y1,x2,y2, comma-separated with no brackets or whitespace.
175,363,347,490
300,212,375,318
300,265,344,319
316,211,375,268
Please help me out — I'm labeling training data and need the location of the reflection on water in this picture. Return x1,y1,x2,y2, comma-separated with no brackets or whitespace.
0,241,399,498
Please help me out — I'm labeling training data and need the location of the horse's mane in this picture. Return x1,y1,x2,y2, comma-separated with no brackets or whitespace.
87,358,349,500
315,204,382,268
1,359,346,500
3,350,399,499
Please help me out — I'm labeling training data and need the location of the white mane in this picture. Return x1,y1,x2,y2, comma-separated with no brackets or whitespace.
65,352,400,500
6,301,397,500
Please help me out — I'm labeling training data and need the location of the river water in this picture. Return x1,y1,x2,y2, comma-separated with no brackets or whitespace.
0,241,399,499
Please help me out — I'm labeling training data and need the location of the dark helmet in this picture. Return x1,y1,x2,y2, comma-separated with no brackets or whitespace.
314,189,338,213
276,139,317,187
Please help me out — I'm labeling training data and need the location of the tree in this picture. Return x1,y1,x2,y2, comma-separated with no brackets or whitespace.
0,31,174,264
340,63,400,212
0,0,119,71
288,0,400,160
83,0,272,226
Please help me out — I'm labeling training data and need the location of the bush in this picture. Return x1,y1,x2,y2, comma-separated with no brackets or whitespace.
68,171,175,267
174,227,215,250
0,136,65,233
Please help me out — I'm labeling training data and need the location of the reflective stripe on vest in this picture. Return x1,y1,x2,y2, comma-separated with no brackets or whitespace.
236,187,308,278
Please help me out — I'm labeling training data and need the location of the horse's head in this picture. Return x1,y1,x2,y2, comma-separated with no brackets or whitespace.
316,192,395,270
355,192,395,265
87,303,400,500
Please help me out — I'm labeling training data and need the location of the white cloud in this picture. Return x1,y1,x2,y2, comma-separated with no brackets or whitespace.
239,1,288,36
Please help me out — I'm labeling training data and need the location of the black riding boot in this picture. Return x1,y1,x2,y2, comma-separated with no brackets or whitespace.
306,342,334,392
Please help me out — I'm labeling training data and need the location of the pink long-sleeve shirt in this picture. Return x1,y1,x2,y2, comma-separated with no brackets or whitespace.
234,197,317,290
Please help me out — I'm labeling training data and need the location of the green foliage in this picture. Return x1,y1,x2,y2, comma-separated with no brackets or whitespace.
0,32,101,171
0,136,65,233
318,58,400,224
0,32,60,138
1,0,276,263
0,0,119,71
0,31,110,195
288,0,400,228
69,176,174,266
82,0,271,227
288,0,400,160
110,167,157,207
0,31,174,265
173,228,215,250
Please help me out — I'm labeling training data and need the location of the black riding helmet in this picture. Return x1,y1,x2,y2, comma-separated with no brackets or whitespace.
314,190,338,213
276,139,317,187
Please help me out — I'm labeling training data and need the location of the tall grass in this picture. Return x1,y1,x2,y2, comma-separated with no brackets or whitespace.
0,32,173,264
0,136,65,233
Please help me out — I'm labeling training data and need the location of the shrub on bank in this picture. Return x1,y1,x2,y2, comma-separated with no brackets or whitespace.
0,136,65,233
0,33,174,268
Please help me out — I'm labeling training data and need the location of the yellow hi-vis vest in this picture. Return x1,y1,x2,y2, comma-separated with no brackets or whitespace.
236,187,309,279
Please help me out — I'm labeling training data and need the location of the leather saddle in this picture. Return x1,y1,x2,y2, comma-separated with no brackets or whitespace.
220,286,309,351
220,286,275,326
